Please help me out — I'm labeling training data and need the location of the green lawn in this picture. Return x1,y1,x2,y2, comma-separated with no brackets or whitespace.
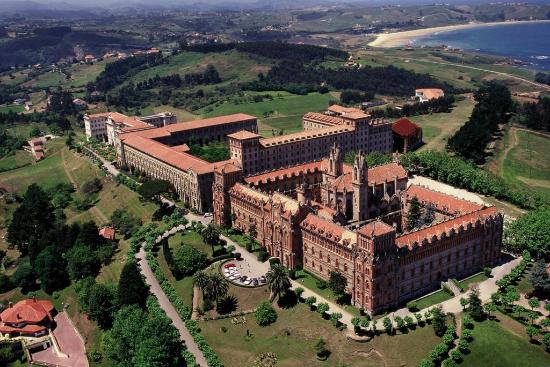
408,289,453,311
168,229,213,256
461,315,550,367
458,272,489,292
501,129,550,201
200,303,440,367
295,269,362,317
516,267,534,295
0,105,24,113
157,245,195,307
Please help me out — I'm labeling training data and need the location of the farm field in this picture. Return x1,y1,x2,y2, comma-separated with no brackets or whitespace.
200,303,441,367
0,104,24,113
461,313,550,367
410,97,474,151
498,128,550,201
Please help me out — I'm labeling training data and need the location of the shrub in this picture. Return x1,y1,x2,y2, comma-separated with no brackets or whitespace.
172,245,208,277
316,279,328,289
305,296,317,308
483,267,492,277
294,287,304,299
255,301,278,326
257,250,269,262
317,302,329,315
314,338,330,361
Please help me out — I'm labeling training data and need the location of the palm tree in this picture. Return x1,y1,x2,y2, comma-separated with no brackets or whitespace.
193,270,211,299
201,224,221,255
266,264,291,301
205,273,229,305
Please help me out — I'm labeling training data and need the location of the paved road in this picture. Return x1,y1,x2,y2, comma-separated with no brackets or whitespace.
135,227,208,367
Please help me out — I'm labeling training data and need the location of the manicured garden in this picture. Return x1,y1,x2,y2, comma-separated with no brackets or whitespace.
200,303,441,367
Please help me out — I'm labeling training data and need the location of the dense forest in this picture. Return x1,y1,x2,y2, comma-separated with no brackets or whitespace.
447,82,513,162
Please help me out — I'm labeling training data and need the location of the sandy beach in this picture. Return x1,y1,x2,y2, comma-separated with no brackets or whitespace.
368,19,550,48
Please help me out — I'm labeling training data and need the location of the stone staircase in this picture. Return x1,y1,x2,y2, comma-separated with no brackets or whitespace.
444,279,462,296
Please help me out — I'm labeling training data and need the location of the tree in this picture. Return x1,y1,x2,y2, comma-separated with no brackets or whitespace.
468,286,484,320
526,325,539,341
201,224,221,255
204,273,229,305
360,318,370,331
383,317,393,335
406,196,422,230
87,283,117,329
111,209,142,238
506,207,550,258
118,261,149,308
172,245,208,277
65,245,101,280
193,270,211,299
328,271,347,297
35,246,69,293
463,315,474,329
255,300,278,326
137,179,172,201
543,333,550,351
484,302,497,318
530,259,550,294
513,304,525,318
104,304,184,367
305,296,316,308
528,297,541,311
75,221,106,249
404,315,415,329
314,338,330,360
330,312,343,326
317,302,330,315
351,317,361,333
527,311,539,325
432,305,447,336
459,297,469,311
7,184,55,257
266,264,291,302
11,260,35,291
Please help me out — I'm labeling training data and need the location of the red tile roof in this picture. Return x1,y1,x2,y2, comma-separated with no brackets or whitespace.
0,299,54,324
327,104,364,115
392,117,420,137
163,113,256,133
303,112,346,126
261,125,354,147
245,161,323,185
99,227,115,240
0,323,46,334
301,213,357,247
227,130,261,140
122,134,212,173
357,220,395,237
396,206,499,249
404,185,483,215
415,88,444,100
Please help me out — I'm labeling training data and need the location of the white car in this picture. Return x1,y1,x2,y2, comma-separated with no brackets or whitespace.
203,212,213,217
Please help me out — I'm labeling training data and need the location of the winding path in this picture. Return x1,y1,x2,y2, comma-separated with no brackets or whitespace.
135,228,208,367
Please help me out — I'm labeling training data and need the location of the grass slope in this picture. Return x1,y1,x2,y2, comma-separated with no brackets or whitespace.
200,303,440,367
462,314,550,367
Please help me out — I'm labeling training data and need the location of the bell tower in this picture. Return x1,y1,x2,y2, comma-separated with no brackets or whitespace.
326,143,343,180
352,151,369,222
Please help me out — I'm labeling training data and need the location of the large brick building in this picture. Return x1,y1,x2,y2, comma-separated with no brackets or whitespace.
213,147,503,314
93,106,395,212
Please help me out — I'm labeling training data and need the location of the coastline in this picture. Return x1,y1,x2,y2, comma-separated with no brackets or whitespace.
368,19,550,48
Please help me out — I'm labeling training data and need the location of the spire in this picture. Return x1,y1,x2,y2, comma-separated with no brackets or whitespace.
352,151,368,184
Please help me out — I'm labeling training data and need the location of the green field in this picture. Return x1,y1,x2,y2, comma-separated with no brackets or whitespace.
410,97,475,151
461,314,550,367
0,150,34,172
0,105,24,113
500,129,550,201
198,91,334,136
200,303,440,367
408,289,453,311
0,141,69,194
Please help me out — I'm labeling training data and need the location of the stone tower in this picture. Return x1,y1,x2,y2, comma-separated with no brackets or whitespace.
326,143,343,181
352,151,369,222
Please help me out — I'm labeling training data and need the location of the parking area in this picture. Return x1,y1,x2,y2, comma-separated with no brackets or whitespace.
30,312,88,367
222,259,267,287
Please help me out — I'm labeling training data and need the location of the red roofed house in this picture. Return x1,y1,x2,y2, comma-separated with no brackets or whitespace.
415,88,444,103
214,145,503,315
0,298,56,338
99,226,115,240
392,117,423,152
28,137,45,160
